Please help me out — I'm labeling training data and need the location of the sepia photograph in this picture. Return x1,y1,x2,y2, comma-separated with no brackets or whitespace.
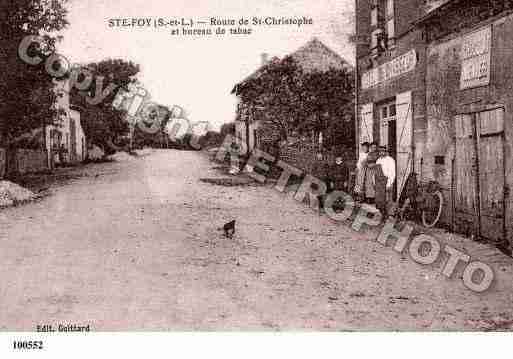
0,0,512,357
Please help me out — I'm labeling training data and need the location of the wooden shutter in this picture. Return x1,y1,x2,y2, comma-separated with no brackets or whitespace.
380,111,389,148
395,91,413,196
360,103,374,144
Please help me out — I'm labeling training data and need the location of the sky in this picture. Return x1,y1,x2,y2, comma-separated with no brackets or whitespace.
57,0,355,130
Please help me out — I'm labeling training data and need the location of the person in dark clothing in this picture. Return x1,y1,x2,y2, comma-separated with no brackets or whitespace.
326,154,350,212
363,142,380,204
311,152,329,212
374,160,388,217
327,155,349,193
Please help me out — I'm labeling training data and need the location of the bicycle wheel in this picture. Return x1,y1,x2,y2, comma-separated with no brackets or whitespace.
422,190,443,228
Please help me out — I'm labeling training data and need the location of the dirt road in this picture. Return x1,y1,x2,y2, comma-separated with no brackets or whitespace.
1,149,512,331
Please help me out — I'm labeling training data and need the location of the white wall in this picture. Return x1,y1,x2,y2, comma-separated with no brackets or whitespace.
235,119,260,153
51,79,87,165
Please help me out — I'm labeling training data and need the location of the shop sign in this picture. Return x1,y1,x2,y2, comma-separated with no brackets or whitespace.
460,26,491,90
361,49,417,89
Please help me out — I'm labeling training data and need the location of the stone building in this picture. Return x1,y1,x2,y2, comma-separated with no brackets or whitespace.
418,0,513,247
356,0,513,249
356,0,426,199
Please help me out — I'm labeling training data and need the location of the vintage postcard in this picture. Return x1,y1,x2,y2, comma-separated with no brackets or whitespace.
1,0,512,357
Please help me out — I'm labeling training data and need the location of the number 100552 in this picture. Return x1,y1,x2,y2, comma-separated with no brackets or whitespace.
13,340,44,350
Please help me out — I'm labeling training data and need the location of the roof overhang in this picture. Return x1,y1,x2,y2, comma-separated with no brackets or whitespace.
414,0,462,26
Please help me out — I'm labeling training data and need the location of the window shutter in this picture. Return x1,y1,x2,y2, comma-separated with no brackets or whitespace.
360,103,374,144
387,19,395,40
396,91,413,196
371,8,378,26
387,0,394,16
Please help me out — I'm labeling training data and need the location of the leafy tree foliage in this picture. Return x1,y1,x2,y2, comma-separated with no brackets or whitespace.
0,0,69,145
70,59,140,152
236,57,355,152
236,57,304,141
220,122,236,138
301,68,355,151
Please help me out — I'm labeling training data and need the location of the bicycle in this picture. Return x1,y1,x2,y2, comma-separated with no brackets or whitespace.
395,173,444,228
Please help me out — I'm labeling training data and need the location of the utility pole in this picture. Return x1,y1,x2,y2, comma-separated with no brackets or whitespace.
355,0,360,161
42,115,49,169
246,109,251,157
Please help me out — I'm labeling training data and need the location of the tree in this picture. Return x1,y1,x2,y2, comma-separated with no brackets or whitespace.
70,59,140,153
235,56,355,154
237,57,304,142
132,104,172,149
300,68,355,151
0,0,69,148
198,131,224,149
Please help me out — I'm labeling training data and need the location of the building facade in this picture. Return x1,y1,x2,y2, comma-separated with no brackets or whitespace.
232,53,278,155
47,79,87,167
356,0,513,248
418,0,513,247
356,0,426,201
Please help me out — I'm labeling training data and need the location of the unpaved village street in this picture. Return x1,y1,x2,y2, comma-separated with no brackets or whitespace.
1,149,512,331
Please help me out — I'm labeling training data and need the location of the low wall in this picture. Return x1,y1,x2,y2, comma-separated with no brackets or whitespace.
278,142,356,177
16,149,48,174
0,148,49,178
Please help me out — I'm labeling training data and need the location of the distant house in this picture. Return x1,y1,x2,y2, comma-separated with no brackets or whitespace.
231,53,280,155
231,38,353,155
0,78,88,178
288,37,353,74
47,79,87,167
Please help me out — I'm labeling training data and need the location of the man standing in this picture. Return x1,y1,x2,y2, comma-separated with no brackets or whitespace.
376,146,396,217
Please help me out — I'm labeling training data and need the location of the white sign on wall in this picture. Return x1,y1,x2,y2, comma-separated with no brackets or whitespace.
361,49,417,89
460,26,491,90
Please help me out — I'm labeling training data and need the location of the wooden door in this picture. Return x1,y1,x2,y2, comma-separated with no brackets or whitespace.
454,113,479,235
476,109,505,243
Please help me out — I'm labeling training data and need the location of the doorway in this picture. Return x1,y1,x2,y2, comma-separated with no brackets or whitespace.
454,108,506,244
378,100,397,200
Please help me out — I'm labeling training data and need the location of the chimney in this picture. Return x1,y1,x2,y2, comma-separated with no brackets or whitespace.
261,53,269,66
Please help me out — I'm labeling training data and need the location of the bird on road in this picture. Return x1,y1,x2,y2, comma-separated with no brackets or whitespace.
221,220,236,239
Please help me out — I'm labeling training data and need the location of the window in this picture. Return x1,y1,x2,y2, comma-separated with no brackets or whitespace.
371,7,378,26
389,103,396,117
371,29,383,50
378,101,396,148
435,156,445,165
369,0,394,55
382,106,388,119
387,19,395,40
386,0,394,17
